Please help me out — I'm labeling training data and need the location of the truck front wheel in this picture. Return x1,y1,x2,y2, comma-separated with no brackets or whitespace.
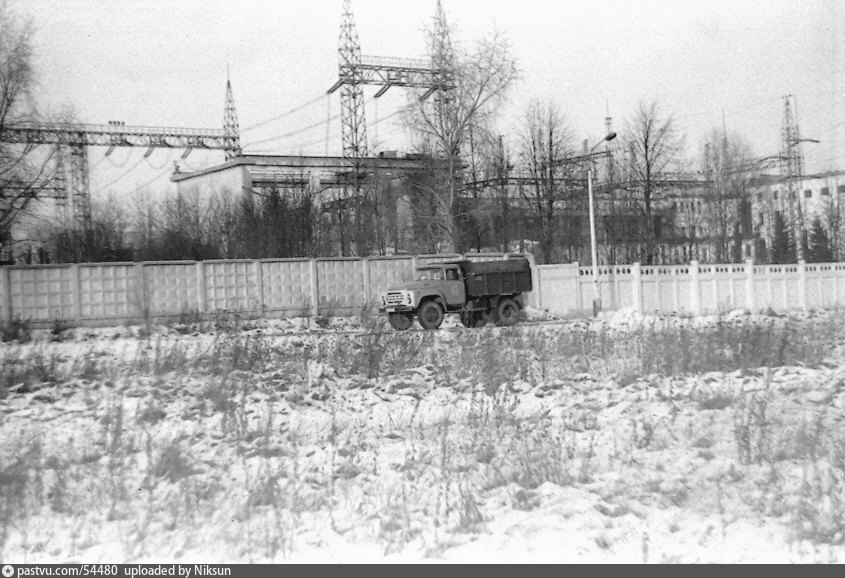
388,312,413,331
496,298,519,327
417,301,444,330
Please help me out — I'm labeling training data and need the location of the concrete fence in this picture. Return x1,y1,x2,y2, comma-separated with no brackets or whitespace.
536,259,845,317
0,253,523,328
2,255,844,328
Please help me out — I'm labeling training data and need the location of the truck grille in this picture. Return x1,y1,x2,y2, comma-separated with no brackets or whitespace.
384,291,408,307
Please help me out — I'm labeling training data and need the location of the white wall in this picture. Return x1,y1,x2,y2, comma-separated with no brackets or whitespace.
3,254,845,328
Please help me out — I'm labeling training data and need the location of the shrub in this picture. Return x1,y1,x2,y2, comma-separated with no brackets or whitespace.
0,317,31,343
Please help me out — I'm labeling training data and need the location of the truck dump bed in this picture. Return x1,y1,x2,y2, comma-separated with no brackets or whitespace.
459,258,533,298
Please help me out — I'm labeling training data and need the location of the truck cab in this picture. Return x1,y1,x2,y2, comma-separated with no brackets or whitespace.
379,257,532,331
415,264,466,308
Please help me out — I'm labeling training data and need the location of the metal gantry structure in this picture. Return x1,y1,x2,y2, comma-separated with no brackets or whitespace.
0,87,241,231
327,0,453,162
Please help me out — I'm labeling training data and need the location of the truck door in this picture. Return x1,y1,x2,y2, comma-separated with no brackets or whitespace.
443,266,465,307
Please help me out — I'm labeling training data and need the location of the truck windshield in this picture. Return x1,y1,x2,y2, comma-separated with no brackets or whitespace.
416,269,444,281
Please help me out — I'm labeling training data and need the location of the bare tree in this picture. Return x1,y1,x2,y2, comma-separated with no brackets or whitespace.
129,189,161,261
514,99,578,264
402,2,519,252
817,185,843,261
462,121,505,252
0,0,54,261
622,99,685,264
699,129,756,263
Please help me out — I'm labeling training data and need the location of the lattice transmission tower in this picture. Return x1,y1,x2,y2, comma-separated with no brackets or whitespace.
780,94,806,261
429,0,456,152
224,70,242,160
333,0,368,159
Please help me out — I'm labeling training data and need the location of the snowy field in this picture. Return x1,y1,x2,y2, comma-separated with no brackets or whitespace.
1,307,845,563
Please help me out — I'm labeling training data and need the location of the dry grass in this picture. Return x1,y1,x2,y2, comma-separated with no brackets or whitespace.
0,310,844,561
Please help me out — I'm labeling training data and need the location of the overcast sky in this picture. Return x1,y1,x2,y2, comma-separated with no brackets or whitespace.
16,0,845,203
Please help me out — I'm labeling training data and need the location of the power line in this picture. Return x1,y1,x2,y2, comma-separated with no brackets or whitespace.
124,166,173,196
92,154,147,194
242,110,344,149
144,149,174,171
241,94,328,132
250,105,406,155
104,148,132,168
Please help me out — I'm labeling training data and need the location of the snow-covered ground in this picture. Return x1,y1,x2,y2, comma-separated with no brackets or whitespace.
1,308,844,563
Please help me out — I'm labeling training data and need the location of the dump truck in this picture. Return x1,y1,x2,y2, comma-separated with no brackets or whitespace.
378,257,533,330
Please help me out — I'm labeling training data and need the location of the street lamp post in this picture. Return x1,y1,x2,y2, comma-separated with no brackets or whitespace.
587,131,617,316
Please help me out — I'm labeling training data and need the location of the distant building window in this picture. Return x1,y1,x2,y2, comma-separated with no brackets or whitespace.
822,186,831,196
773,190,779,200
837,185,845,195
757,193,763,203
804,189,813,198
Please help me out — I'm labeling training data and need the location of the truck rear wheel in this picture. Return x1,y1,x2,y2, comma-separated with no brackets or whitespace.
388,312,413,331
495,298,519,327
477,310,492,327
460,311,486,328
418,301,444,330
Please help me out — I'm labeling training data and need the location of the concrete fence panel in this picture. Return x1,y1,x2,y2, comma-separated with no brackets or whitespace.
698,264,747,313
78,263,140,320
804,264,845,310
834,265,845,307
0,267,9,325
606,266,636,311
536,264,579,315
640,265,695,314
203,260,261,314
144,262,201,316
805,264,827,309
577,267,636,312
753,265,800,312
8,265,77,322
261,259,312,315
316,258,365,314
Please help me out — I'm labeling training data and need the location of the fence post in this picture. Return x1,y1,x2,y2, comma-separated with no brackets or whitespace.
690,260,701,315
0,267,11,326
254,259,264,315
134,263,147,323
72,264,83,325
632,262,642,313
309,259,319,317
362,257,371,308
525,253,540,309
745,259,755,311
798,259,807,310
196,262,206,314
573,262,582,312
